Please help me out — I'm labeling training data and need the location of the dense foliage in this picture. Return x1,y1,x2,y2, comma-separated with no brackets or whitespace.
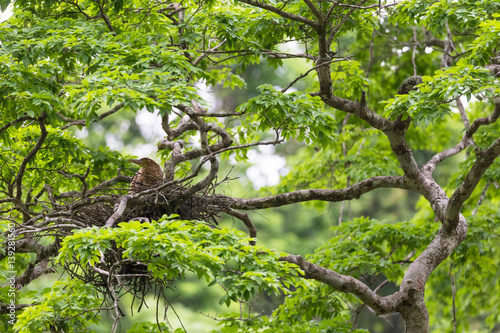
1,0,499,332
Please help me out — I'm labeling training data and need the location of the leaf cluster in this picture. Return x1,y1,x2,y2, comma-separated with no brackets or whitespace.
56,216,304,308
237,85,337,147
310,217,438,282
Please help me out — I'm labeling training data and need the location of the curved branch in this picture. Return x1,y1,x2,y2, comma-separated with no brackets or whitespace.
16,258,55,288
96,0,116,35
237,0,318,29
226,176,408,210
223,208,257,245
158,104,233,166
182,156,219,197
445,136,500,231
302,0,323,21
0,116,34,136
281,254,393,314
423,102,500,177
105,196,130,228
322,95,392,131
0,238,59,261
15,115,48,205
60,102,125,130
398,213,468,333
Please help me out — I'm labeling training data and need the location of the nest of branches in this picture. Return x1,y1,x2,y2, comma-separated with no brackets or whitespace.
59,177,235,300
73,182,232,228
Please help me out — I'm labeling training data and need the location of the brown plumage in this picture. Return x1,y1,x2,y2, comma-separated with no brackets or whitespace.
128,157,163,193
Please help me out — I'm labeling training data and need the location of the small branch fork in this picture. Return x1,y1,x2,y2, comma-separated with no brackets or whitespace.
422,101,500,178
58,102,125,130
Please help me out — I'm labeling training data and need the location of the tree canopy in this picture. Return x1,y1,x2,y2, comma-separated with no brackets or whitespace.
1,0,500,332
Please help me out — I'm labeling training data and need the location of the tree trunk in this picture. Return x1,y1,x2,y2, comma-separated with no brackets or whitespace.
401,297,429,333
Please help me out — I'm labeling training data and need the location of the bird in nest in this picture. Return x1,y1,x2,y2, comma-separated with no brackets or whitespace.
128,157,163,194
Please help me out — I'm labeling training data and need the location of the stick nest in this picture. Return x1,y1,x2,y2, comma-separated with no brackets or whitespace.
60,181,234,303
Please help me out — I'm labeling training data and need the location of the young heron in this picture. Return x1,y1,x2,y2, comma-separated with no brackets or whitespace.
128,157,163,193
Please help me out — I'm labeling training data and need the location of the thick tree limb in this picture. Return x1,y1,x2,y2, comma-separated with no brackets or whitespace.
0,238,60,263
302,0,323,21
182,156,219,197
422,28,445,49
398,214,467,333
281,254,395,314
16,258,56,288
96,0,116,35
158,104,233,166
322,96,392,131
385,118,423,181
225,176,408,210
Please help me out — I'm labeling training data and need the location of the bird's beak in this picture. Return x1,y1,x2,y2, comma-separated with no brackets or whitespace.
128,159,146,166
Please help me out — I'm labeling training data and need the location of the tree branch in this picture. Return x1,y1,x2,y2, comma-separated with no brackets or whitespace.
0,116,34,136
336,2,398,10
105,196,130,228
15,114,48,206
193,40,227,66
281,254,393,314
445,136,500,231
223,209,257,245
282,58,350,93
471,181,490,215
456,97,470,129
60,102,125,130
422,102,500,177
322,95,392,131
95,0,117,35
225,176,408,209
237,0,318,29
181,156,219,197
302,0,323,21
